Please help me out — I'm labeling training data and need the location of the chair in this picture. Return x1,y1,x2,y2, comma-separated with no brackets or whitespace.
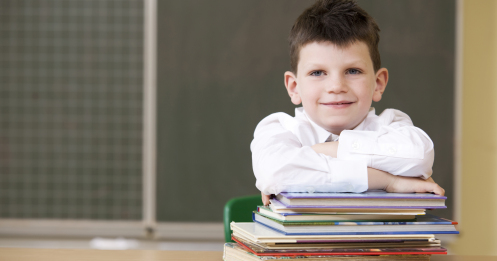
223,194,262,242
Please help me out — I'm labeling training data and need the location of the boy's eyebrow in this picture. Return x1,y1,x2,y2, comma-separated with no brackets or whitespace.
301,59,370,70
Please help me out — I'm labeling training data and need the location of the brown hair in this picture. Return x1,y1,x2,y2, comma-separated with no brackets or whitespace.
289,0,381,73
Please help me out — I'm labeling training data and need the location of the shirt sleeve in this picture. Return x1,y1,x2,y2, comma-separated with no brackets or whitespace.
337,109,434,179
251,113,368,195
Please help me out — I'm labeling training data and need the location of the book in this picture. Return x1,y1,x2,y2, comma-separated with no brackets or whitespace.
257,205,417,222
254,212,456,226
253,213,459,235
230,222,437,244
276,191,446,209
232,236,447,256
232,234,442,250
269,199,427,214
224,243,434,260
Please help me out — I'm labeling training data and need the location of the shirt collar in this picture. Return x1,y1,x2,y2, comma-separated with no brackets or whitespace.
299,107,376,142
354,107,376,131
299,109,337,143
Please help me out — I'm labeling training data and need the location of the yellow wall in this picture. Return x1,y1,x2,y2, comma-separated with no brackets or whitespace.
450,0,497,255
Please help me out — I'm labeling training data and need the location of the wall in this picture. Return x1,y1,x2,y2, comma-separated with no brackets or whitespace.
0,0,144,220
450,0,497,255
156,0,456,222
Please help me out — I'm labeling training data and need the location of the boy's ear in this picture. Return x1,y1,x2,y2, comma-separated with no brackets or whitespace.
373,68,388,102
284,71,301,105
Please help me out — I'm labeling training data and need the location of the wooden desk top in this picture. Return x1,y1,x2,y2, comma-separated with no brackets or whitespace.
431,256,497,261
0,248,495,261
0,248,223,261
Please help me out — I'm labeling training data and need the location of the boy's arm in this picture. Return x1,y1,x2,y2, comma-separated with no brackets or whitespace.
367,167,444,195
261,167,444,206
312,141,443,195
337,109,434,179
313,138,442,194
252,113,368,196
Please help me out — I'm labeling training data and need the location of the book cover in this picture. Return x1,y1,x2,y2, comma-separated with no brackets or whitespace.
253,213,459,235
230,222,438,243
268,199,427,215
231,238,447,256
257,206,417,222
274,198,447,209
276,191,446,208
280,191,447,200
254,211,457,226
224,243,433,260
232,234,441,251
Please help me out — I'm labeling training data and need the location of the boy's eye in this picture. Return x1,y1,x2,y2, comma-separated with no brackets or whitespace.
310,70,324,76
347,68,361,75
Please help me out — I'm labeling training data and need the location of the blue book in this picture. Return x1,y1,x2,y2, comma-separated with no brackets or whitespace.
252,212,459,235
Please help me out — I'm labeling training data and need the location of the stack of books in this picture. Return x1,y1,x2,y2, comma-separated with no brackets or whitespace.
223,191,459,261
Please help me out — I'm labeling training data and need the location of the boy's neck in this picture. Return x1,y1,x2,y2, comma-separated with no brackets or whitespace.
303,107,374,137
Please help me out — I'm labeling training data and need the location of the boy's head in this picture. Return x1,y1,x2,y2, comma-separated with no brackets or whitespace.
284,0,388,135
289,0,381,74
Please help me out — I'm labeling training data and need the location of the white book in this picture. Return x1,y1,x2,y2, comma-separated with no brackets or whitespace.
269,199,426,215
258,206,417,222
230,222,436,244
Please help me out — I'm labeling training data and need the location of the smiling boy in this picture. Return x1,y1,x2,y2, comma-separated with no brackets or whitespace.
251,0,444,205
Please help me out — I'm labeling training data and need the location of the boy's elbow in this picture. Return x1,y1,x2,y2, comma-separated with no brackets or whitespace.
406,144,434,179
256,179,273,196
386,144,434,179
418,146,434,179
255,172,281,195
252,151,282,195
411,129,435,179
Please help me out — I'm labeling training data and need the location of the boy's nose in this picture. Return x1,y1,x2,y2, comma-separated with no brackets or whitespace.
325,76,348,93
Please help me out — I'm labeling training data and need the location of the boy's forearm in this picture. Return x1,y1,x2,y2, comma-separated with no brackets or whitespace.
368,167,445,195
311,141,339,158
339,127,434,179
367,167,395,190
312,136,433,181
312,143,404,191
312,143,393,190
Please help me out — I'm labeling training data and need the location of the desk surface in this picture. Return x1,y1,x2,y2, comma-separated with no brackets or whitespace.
0,248,495,261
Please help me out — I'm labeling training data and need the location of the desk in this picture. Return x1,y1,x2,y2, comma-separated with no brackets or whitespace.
0,248,223,261
0,248,495,261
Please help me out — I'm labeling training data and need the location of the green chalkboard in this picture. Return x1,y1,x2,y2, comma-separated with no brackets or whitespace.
156,0,455,222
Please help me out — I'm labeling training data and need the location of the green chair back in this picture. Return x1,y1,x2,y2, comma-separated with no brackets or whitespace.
223,194,262,242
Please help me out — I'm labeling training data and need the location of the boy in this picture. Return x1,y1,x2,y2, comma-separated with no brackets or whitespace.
251,0,445,205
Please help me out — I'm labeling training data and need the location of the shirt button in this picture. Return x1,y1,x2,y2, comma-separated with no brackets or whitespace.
352,140,361,151
306,187,315,193
388,147,397,155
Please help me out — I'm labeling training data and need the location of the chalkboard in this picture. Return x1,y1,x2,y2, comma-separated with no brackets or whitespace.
156,0,455,222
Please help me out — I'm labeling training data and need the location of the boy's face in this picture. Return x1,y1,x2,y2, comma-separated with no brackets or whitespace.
284,41,388,135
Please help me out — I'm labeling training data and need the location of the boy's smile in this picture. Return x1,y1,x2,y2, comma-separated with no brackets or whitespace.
284,41,388,135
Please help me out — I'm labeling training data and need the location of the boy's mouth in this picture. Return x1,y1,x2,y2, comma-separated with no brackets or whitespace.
321,101,354,108
322,101,354,105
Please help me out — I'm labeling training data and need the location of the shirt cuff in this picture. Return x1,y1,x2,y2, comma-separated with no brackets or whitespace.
338,130,424,161
337,131,374,167
326,157,368,192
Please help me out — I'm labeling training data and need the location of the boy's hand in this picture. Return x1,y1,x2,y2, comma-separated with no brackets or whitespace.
368,168,445,195
311,141,339,158
261,191,271,206
386,175,445,195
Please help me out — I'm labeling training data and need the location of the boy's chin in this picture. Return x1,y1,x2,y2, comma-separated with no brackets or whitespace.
320,120,360,134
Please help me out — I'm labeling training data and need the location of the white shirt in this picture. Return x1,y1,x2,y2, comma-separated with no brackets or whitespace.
251,107,434,195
